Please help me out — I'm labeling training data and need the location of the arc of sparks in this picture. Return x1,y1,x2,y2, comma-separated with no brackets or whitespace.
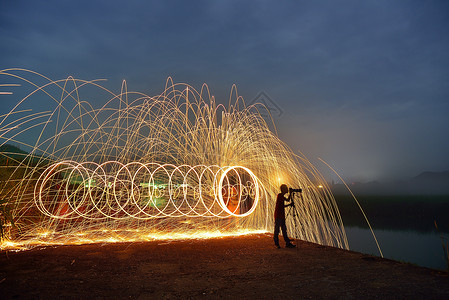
0,69,349,251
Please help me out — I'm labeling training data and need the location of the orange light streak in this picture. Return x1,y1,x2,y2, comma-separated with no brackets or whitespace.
0,69,349,251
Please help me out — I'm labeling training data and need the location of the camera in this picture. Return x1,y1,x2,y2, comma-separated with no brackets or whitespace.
289,188,302,193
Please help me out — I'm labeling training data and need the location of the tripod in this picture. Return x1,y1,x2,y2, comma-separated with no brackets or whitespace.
286,191,302,240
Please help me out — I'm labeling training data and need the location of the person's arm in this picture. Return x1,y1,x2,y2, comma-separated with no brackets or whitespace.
283,195,292,207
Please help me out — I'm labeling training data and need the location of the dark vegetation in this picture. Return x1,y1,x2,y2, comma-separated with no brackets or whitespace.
0,198,14,240
0,144,51,240
0,144,51,168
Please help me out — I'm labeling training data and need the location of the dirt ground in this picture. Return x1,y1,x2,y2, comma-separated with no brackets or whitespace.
1,233,448,299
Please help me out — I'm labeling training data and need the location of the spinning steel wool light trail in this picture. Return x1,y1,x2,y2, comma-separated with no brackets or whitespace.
0,68,349,250
35,162,260,219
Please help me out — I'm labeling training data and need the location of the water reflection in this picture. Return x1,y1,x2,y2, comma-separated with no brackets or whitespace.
345,226,447,271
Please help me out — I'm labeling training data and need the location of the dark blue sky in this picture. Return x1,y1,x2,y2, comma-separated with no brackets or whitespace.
1,0,448,181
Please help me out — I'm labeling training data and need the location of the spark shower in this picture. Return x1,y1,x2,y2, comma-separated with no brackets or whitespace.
0,69,348,250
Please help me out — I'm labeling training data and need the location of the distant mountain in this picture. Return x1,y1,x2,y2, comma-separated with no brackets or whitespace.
412,171,449,182
331,171,449,195
0,143,51,167
0,144,28,155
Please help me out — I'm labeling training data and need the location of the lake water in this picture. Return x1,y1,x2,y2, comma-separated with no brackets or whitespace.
345,226,447,271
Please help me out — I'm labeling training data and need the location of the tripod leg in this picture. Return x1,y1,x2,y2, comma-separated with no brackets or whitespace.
288,205,300,240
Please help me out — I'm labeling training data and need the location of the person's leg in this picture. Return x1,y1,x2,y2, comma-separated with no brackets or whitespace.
273,219,280,247
280,219,291,244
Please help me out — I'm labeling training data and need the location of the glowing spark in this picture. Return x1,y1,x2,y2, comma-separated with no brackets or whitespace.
0,69,348,251
0,84,20,95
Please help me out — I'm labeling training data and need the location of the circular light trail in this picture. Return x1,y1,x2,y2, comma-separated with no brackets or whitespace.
35,161,260,220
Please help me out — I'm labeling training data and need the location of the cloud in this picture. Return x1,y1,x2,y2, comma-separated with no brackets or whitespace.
1,0,448,180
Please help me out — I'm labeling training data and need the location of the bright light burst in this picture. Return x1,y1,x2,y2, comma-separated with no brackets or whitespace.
0,68,348,250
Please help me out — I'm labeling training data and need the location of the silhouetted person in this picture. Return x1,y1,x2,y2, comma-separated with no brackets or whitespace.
274,184,296,248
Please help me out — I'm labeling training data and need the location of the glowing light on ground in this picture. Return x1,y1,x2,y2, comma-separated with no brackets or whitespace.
0,68,348,250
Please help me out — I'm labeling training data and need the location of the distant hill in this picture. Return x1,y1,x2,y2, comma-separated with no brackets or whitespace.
0,144,29,164
0,144,28,155
0,143,51,167
331,171,449,195
413,171,449,182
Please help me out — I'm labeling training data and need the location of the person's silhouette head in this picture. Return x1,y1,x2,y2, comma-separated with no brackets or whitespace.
280,184,288,194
